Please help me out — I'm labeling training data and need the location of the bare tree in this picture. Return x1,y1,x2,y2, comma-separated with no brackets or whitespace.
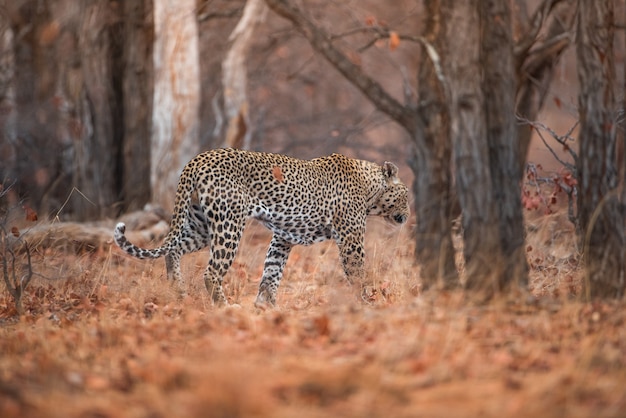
260,0,580,294
152,0,200,212
0,226,32,315
0,184,33,315
576,0,624,299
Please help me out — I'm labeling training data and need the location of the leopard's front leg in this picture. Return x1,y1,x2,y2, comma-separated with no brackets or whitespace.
336,225,377,302
255,235,293,308
336,231,366,284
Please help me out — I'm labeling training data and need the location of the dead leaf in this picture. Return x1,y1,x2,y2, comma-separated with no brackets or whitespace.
11,226,20,237
313,315,330,337
389,31,400,51
85,374,110,391
24,205,38,222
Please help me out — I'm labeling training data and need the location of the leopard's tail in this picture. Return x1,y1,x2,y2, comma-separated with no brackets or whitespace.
113,222,171,259
113,154,201,259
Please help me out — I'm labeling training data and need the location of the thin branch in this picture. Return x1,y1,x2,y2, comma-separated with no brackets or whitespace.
521,32,572,75
197,7,243,23
400,66,416,110
514,0,564,57
54,187,96,222
22,242,32,290
517,115,579,171
355,31,447,104
0,179,16,199
1,230,17,301
263,0,418,135
330,26,374,41
285,53,315,80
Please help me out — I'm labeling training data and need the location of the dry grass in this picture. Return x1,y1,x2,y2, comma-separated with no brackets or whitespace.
1,213,625,418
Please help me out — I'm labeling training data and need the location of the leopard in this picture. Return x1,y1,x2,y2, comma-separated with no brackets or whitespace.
114,148,410,308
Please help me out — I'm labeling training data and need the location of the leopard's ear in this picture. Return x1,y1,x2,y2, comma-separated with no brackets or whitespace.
382,162,399,179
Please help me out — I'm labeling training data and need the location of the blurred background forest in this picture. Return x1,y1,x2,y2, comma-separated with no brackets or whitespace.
0,0,624,297
0,0,421,220
3,0,618,219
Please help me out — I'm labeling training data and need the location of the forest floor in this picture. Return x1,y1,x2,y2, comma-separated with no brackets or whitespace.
1,210,625,418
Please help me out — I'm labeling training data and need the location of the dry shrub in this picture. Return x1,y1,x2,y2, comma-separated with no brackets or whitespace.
525,210,582,298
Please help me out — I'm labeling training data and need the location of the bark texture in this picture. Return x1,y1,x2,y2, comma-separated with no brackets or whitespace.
412,0,457,289
221,0,267,149
444,0,503,294
576,0,624,299
152,0,200,212
73,0,122,220
121,0,153,212
480,0,529,289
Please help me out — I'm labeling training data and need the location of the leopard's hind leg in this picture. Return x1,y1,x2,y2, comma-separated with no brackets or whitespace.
202,198,246,306
165,203,212,297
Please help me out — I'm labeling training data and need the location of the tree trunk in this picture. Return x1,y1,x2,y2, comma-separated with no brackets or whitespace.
576,0,624,299
444,0,503,295
73,0,122,221
480,0,528,289
121,0,153,212
412,0,457,289
221,0,267,149
152,0,200,212
623,0,626,232
7,1,69,217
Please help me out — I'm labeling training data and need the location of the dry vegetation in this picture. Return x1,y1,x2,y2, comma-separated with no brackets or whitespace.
1,212,625,418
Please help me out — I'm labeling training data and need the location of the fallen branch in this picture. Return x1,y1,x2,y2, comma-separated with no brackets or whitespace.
7,206,170,254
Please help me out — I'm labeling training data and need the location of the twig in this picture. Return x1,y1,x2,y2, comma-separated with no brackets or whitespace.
197,6,243,23
54,187,95,222
516,115,578,171
514,0,565,57
0,179,16,199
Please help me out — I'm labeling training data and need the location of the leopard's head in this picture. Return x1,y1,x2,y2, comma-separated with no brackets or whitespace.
368,162,410,225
